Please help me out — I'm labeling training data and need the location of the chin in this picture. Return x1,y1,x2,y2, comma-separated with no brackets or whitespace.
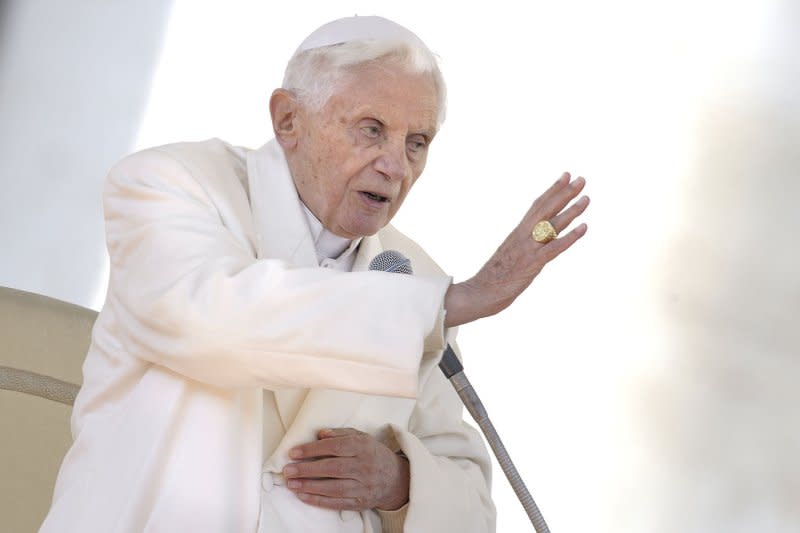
343,220,386,239
348,227,381,239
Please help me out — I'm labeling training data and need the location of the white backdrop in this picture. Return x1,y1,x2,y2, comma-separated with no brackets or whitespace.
3,1,799,531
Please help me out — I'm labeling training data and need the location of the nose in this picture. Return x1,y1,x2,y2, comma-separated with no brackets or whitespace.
374,137,408,182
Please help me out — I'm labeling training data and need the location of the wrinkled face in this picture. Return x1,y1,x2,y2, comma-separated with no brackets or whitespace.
287,62,439,239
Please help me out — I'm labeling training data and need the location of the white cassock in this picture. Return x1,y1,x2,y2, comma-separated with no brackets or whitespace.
39,139,496,532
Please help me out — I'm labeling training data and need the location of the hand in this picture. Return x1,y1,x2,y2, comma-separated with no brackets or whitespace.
444,172,589,327
283,428,410,511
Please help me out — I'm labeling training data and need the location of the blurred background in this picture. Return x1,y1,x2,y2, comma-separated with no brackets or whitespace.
1,0,798,531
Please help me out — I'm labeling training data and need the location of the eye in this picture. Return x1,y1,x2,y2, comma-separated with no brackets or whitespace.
360,121,383,139
407,135,428,153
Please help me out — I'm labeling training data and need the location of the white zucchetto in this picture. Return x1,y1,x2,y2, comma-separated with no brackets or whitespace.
293,15,428,55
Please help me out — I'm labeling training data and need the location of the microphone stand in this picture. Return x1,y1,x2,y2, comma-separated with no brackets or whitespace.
439,345,550,533
366,250,550,530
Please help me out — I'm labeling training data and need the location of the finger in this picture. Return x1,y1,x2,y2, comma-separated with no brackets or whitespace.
549,195,590,233
543,172,571,197
317,427,361,439
284,457,361,480
287,477,362,498
538,223,588,263
289,434,364,459
295,491,364,511
524,172,571,219
530,176,586,226
524,171,579,217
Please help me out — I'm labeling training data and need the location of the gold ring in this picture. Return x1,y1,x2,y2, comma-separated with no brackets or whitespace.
532,220,558,243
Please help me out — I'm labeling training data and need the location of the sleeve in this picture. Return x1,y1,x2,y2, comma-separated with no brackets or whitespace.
378,340,496,533
102,148,451,397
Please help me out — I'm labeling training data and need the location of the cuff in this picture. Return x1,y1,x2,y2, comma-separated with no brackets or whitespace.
422,276,455,354
376,503,409,533
423,308,447,353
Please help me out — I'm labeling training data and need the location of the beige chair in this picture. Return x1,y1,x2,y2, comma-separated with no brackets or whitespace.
0,287,96,533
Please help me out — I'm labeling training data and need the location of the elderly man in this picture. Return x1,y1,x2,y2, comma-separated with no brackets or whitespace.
41,16,588,533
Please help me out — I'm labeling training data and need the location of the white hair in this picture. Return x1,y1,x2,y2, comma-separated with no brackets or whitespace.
282,39,447,128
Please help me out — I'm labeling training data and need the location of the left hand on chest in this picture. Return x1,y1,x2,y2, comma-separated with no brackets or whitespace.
282,427,410,512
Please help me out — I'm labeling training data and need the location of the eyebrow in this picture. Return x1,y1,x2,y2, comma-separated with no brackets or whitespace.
413,128,436,141
348,108,436,140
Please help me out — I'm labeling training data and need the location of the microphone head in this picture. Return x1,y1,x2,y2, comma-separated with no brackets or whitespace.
368,250,413,275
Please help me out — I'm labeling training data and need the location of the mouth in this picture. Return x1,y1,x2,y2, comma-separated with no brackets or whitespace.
360,191,390,204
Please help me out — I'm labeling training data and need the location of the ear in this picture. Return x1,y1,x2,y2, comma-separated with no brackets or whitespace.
270,89,301,150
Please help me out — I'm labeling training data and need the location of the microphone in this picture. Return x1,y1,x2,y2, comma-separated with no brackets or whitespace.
366,249,413,274
368,250,550,533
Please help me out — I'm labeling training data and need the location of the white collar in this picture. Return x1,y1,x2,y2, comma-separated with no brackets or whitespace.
300,203,362,263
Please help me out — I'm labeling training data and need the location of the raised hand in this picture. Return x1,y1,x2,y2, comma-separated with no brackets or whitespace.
444,172,589,327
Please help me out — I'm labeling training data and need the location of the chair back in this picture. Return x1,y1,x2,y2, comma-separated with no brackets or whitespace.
0,287,96,533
